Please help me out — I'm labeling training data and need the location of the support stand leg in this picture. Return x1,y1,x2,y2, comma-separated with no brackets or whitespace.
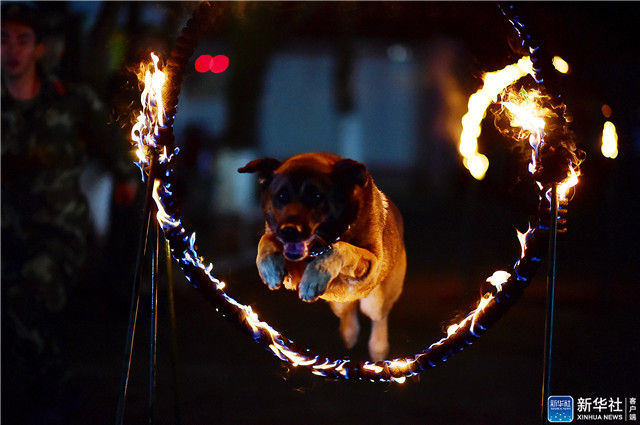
166,239,182,425
541,185,558,424
149,221,159,424
116,158,157,425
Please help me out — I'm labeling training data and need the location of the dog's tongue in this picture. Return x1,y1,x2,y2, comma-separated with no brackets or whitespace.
284,242,307,261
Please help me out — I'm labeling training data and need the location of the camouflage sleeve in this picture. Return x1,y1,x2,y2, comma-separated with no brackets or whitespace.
75,84,136,180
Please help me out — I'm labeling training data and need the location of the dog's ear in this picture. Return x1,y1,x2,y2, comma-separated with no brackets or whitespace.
238,158,281,184
333,158,367,187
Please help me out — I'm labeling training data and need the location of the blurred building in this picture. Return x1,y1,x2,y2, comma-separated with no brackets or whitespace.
174,37,469,217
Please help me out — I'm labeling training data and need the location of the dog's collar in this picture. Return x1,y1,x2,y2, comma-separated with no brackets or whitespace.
308,224,351,258
308,242,334,258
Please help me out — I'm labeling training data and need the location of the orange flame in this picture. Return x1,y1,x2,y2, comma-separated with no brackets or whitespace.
557,164,579,201
498,87,580,200
516,227,529,259
459,55,570,180
552,56,569,74
601,121,618,159
486,270,511,292
446,290,498,339
499,87,554,175
131,52,166,170
459,56,533,180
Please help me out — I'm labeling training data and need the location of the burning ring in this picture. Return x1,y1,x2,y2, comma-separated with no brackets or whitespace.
131,2,582,382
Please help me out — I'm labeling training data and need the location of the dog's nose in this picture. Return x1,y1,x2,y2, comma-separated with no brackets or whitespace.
279,224,303,242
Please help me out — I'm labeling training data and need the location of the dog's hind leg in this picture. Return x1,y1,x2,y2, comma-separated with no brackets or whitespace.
369,317,389,362
330,301,360,350
361,247,406,361
360,290,390,362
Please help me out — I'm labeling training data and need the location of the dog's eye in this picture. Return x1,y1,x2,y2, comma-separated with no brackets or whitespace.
302,185,324,206
276,189,290,205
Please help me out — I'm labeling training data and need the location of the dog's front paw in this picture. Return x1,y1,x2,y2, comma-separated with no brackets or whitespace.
298,265,332,302
257,253,286,290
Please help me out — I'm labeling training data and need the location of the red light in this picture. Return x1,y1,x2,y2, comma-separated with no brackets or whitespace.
195,55,213,73
210,55,229,73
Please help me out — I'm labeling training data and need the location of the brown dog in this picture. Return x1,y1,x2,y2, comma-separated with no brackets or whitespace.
239,153,406,361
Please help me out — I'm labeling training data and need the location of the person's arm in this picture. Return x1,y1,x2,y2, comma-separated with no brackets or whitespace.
76,84,138,205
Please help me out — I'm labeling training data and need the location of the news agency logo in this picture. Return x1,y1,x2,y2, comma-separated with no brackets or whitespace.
548,396,574,423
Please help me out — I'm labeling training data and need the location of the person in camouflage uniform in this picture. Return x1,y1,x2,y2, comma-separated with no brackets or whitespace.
1,3,135,420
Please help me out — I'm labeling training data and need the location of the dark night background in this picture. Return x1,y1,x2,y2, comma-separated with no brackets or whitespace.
4,2,640,424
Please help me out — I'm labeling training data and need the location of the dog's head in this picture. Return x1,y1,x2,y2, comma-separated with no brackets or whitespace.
239,153,367,261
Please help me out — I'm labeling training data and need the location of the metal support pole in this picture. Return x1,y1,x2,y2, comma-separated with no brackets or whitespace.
149,219,159,424
166,239,182,425
116,157,157,425
541,185,558,424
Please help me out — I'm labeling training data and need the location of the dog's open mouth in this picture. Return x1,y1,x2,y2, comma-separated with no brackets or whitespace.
283,241,309,261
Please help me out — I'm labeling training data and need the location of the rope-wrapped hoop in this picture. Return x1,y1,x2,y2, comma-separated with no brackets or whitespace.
137,2,576,382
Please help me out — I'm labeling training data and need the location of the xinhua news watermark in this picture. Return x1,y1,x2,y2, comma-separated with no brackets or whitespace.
548,396,637,423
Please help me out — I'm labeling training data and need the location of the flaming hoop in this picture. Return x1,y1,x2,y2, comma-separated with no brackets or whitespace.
458,55,572,181
127,2,583,385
